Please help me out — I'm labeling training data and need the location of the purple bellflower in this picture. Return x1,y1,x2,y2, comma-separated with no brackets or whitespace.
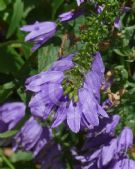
20,21,57,52
76,0,84,6
58,9,84,22
13,117,52,156
54,52,108,132
97,5,104,14
114,17,121,29
0,102,25,132
82,115,120,151
26,52,108,133
74,125,134,169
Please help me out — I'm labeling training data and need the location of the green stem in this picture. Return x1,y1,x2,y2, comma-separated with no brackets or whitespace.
0,150,15,169
0,41,25,48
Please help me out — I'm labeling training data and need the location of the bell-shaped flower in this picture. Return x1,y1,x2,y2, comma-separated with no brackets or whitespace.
25,71,64,92
0,102,25,131
58,9,84,22
114,18,121,29
13,117,52,156
76,0,84,6
20,21,57,52
97,5,104,14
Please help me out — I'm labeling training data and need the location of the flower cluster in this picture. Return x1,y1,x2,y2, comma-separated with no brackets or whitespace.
26,52,108,133
73,115,135,169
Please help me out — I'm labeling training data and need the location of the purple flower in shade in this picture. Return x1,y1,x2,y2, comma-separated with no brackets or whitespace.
75,126,134,169
0,102,25,131
99,127,133,166
97,5,104,14
98,128,133,168
102,98,113,110
114,17,121,29
13,117,52,157
58,9,84,22
26,52,108,133
82,115,120,151
37,141,64,169
20,21,57,52
111,158,135,169
122,6,130,13
76,0,84,6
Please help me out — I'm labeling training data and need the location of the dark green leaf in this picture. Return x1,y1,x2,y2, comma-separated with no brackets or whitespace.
10,151,33,163
7,0,24,38
0,0,6,11
38,44,58,72
0,130,17,138
0,82,15,103
0,46,24,75
51,0,64,19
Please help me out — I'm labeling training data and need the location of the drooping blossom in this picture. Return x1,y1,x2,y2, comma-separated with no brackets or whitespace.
20,21,57,52
82,115,120,151
26,52,108,133
0,102,25,132
121,6,130,13
114,17,121,29
74,119,135,169
97,5,104,14
58,9,84,22
13,117,52,156
76,0,84,6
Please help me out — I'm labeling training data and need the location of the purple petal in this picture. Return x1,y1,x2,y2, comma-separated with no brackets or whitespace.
50,56,74,71
51,102,67,128
0,102,25,130
114,18,121,29
23,22,56,41
25,71,64,92
117,127,133,152
92,52,105,77
99,139,117,166
76,0,84,6
79,88,99,126
59,9,84,22
67,101,82,133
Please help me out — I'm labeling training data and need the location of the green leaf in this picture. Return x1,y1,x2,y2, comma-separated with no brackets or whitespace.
0,82,15,103
0,0,6,11
10,151,33,163
114,48,132,57
7,0,24,38
23,5,35,18
0,46,24,75
17,87,26,103
51,0,64,19
38,44,58,72
0,130,17,138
